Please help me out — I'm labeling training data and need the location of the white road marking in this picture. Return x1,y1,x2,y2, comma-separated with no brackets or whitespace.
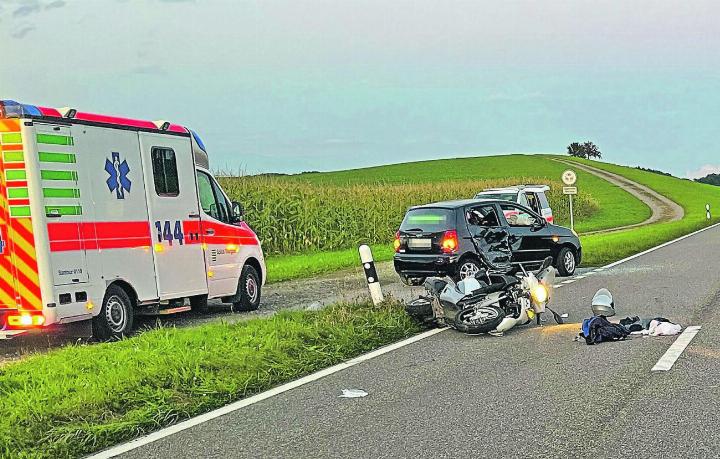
95,221,720,456
601,223,720,270
593,268,605,273
574,275,586,280
86,327,447,459
651,326,702,372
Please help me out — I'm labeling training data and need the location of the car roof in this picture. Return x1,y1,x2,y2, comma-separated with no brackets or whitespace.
410,198,501,210
481,185,550,193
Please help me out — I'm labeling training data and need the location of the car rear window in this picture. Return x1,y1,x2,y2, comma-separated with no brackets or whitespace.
476,192,518,202
400,208,454,232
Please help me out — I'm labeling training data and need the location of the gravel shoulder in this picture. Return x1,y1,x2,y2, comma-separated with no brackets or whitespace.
554,159,684,234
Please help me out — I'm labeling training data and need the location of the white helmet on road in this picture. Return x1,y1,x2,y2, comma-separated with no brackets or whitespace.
591,288,615,317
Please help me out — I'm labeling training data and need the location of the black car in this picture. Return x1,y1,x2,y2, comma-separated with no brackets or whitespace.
393,199,581,284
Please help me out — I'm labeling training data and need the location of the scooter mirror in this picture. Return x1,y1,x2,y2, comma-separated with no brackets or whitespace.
537,256,553,273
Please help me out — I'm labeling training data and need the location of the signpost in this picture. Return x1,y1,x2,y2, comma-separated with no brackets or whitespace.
562,170,578,231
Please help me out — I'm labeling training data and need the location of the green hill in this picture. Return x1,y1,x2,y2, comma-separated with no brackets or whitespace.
290,154,651,234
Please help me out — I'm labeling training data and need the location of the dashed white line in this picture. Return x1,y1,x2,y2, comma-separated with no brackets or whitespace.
94,221,720,456
651,326,702,372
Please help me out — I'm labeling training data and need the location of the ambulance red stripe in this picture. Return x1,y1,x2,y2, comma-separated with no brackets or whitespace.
47,221,152,252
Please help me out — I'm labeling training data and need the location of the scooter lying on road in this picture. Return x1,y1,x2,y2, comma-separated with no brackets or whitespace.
405,257,563,335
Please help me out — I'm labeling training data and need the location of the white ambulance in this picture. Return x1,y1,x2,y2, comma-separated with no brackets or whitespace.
0,100,265,339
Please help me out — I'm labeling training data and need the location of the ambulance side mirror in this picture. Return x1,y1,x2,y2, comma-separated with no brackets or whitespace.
231,201,244,223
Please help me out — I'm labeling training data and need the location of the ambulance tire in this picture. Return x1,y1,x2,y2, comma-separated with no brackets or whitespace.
94,284,134,340
190,294,210,314
232,265,261,312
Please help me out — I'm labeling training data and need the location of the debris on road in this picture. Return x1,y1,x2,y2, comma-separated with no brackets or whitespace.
339,389,368,398
580,316,630,344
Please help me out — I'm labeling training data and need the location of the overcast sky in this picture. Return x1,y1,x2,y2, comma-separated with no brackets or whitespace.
1,0,718,177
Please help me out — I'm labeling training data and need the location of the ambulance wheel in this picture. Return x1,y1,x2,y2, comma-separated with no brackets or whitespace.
190,294,209,314
94,284,134,340
232,265,261,312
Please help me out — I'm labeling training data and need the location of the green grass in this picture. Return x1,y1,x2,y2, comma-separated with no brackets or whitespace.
0,301,419,458
291,154,650,234
564,156,720,266
262,154,651,281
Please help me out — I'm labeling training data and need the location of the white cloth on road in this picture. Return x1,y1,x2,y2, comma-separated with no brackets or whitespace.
648,319,682,336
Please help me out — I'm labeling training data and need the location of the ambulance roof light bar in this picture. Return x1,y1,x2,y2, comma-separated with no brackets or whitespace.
1,99,188,133
0,100,42,118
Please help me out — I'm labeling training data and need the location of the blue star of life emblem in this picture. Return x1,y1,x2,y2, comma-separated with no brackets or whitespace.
0,229,5,255
105,152,131,199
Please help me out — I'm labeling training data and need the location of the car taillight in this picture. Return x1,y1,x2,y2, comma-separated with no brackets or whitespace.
394,231,401,252
441,230,458,254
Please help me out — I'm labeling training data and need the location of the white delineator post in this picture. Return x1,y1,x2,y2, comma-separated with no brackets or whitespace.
359,244,384,305
707,204,712,220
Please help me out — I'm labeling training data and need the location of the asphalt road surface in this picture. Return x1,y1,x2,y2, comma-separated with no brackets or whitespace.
111,224,720,459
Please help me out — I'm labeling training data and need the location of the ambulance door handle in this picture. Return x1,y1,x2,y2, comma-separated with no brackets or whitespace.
205,229,215,236
188,213,200,219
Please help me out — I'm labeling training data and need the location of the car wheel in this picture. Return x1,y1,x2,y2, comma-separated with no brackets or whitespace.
400,275,426,286
556,247,577,277
456,258,482,281
232,265,262,312
93,284,134,340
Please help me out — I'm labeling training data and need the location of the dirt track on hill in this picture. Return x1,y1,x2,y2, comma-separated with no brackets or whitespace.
554,159,684,234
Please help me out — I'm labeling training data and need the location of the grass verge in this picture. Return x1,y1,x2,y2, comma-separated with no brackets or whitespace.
268,156,720,281
566,156,720,266
0,301,419,459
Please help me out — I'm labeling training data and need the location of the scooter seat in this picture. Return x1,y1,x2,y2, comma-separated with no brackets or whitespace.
488,274,520,287
473,282,507,295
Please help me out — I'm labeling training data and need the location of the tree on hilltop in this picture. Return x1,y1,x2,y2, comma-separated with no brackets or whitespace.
567,141,602,159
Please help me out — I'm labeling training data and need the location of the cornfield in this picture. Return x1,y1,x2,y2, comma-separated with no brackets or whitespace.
219,176,599,255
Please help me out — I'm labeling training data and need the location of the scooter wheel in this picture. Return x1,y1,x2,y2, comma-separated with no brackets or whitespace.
455,305,504,334
405,298,434,323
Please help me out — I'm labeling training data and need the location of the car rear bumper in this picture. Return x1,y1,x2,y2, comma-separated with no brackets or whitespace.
393,253,460,278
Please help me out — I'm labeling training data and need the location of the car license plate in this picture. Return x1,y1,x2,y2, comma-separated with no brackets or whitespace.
408,238,432,249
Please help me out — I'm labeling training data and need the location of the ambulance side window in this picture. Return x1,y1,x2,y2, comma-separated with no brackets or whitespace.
151,147,180,197
196,171,230,223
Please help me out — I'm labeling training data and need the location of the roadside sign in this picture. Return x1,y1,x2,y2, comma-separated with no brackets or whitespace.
563,186,577,195
562,170,577,186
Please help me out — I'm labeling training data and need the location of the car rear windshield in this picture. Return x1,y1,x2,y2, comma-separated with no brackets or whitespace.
400,208,454,232
476,192,518,202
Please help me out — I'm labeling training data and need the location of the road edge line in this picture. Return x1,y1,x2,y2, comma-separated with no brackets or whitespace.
89,222,720,457
85,327,447,459
651,326,702,372
600,222,720,270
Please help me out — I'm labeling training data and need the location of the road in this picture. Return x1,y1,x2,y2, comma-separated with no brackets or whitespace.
554,159,685,234
112,224,720,459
